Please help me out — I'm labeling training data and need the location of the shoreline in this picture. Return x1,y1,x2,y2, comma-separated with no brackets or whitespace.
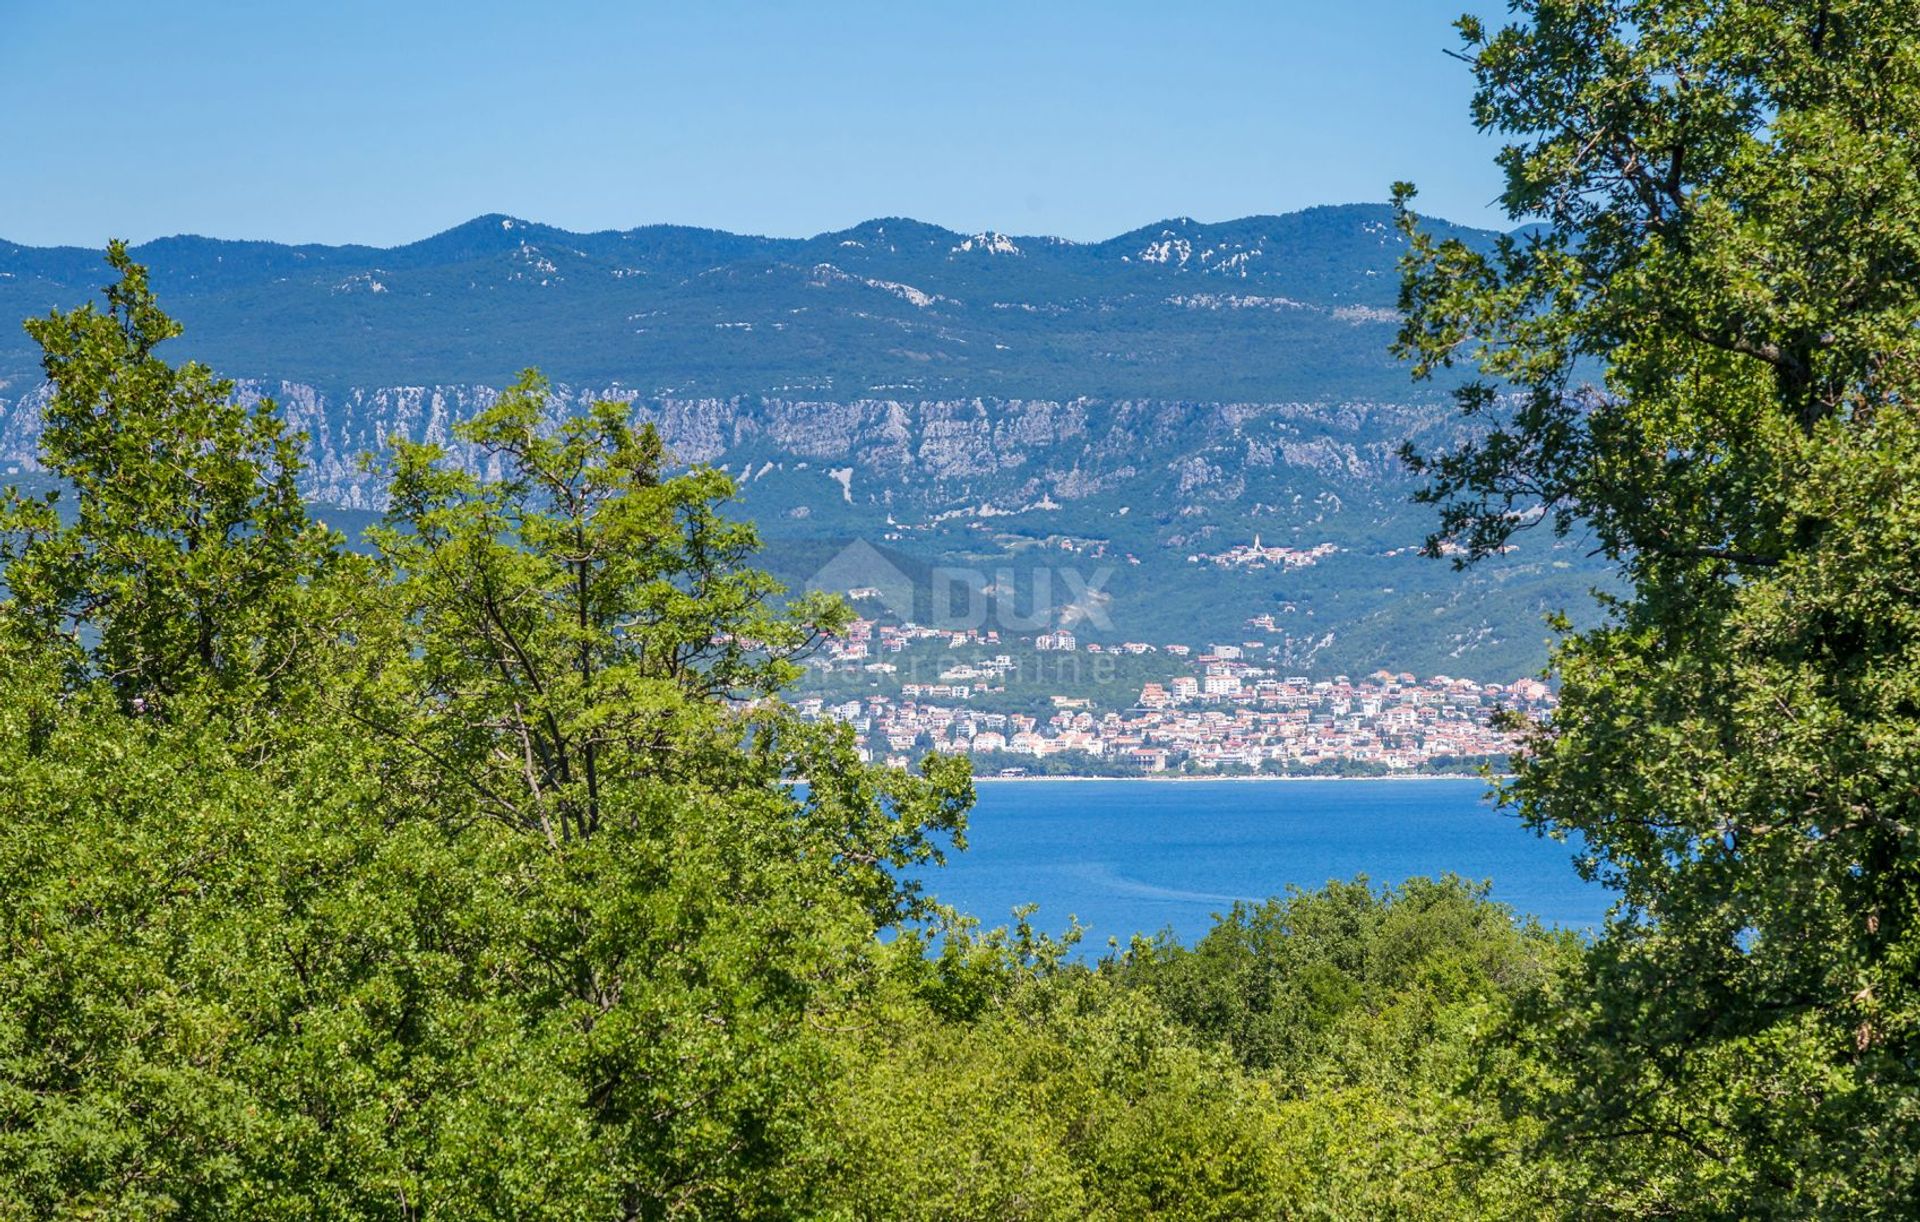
971,772,1508,784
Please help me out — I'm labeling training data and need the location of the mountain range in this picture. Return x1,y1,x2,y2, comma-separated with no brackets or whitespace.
0,205,1491,401
0,206,1596,680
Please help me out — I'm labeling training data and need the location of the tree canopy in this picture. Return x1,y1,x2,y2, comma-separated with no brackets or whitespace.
0,251,1585,1217
1396,0,1920,1210
14,4,1919,1210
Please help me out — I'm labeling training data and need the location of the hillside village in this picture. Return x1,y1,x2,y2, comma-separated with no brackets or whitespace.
1186,535,1341,570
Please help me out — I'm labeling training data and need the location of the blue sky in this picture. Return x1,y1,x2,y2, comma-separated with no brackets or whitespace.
0,0,1511,247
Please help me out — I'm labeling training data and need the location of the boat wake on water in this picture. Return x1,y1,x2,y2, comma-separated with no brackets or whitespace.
1066,861,1259,907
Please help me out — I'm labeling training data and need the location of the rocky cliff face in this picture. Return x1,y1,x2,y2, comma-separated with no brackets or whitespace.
0,375,1595,678
0,380,1438,527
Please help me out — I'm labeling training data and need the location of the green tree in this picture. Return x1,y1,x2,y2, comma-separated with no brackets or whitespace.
0,242,335,715
355,367,969,912
357,369,847,840
826,879,1577,1220
0,257,974,1217
1126,877,1563,1076
339,367,976,1213
1396,1,1920,1210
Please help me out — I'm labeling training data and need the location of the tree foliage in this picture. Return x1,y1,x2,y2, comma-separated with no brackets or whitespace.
12,2,1918,1212
0,250,1587,1217
0,242,334,714
0,257,975,1217
1397,0,1920,1210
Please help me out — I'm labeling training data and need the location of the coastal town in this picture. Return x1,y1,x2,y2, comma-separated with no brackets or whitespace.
793,615,1554,775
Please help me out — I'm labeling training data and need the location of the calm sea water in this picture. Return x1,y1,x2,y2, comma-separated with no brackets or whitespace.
915,778,1606,947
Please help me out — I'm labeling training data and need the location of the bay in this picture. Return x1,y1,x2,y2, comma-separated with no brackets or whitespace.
917,777,1607,948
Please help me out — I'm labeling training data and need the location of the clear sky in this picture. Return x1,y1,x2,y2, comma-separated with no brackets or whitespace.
0,0,1511,248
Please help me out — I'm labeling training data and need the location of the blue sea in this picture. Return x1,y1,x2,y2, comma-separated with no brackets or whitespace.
915,778,1606,947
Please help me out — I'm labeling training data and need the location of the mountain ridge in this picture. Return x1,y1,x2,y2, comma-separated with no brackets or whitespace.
0,204,1589,678
0,202,1496,403
2,201,1481,260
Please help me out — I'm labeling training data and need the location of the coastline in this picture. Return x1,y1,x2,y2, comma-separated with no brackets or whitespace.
971,772,1508,784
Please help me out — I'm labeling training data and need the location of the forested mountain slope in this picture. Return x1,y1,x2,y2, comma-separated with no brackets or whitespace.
0,207,1594,676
